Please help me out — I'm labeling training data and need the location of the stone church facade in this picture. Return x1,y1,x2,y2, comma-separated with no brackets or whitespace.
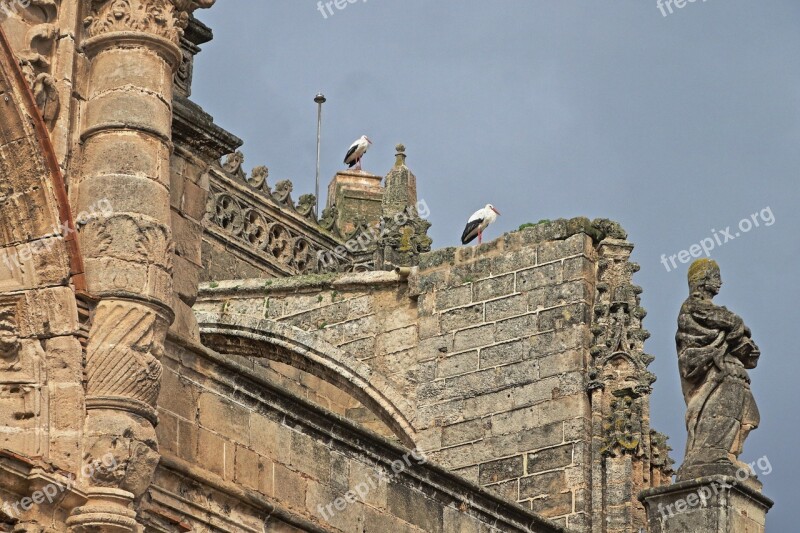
0,2,770,532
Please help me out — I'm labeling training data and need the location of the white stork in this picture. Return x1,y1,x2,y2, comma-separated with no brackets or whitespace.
344,135,372,170
461,204,501,245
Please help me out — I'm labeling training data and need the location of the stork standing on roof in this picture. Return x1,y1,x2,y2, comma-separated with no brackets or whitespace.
344,135,372,170
461,204,501,245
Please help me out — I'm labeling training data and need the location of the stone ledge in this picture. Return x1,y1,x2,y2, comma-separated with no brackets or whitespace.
156,453,330,533
0,451,88,512
198,270,404,298
638,474,774,510
418,217,627,272
172,95,242,160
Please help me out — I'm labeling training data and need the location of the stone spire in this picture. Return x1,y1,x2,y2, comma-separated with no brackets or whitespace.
375,144,431,270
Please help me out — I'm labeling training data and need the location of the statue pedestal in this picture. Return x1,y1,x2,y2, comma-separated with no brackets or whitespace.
639,475,772,533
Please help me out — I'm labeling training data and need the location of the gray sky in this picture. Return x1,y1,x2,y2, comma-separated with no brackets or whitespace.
193,2,799,529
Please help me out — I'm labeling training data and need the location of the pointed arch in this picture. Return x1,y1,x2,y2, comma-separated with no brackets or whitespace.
0,26,84,291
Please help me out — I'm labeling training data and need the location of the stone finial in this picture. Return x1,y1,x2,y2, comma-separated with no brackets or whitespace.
248,165,269,191
394,144,406,168
675,259,761,481
376,144,432,269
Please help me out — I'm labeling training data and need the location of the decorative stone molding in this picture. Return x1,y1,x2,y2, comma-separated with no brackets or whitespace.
84,301,167,408
589,238,656,395
600,387,642,457
0,299,20,360
588,234,673,532
0,0,63,128
207,188,338,274
204,158,363,276
67,488,139,532
83,0,212,44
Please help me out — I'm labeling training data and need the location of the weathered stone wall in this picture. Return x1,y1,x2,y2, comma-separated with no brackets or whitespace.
195,220,611,530
410,227,596,530
0,22,85,531
151,336,566,532
0,1,674,529
194,271,421,443
170,94,243,343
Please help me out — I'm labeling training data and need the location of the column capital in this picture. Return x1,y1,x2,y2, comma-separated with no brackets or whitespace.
84,0,216,45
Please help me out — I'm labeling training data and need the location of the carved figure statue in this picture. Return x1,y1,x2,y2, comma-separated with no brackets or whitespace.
676,259,760,480
222,151,245,177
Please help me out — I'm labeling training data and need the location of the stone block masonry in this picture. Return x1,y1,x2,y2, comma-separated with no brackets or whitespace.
196,217,624,531
0,0,679,523
410,224,598,530
152,336,567,532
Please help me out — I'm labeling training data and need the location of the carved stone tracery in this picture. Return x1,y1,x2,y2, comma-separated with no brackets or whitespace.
588,235,673,532
205,156,362,274
600,387,642,457
207,186,340,273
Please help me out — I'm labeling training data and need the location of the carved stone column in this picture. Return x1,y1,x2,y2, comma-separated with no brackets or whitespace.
69,1,214,531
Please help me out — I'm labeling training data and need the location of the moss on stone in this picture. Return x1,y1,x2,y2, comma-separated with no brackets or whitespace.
518,219,551,231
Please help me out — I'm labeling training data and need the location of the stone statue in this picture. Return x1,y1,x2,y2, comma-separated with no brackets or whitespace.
675,258,761,480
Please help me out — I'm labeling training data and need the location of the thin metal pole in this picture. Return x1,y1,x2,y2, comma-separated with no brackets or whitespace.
314,93,326,219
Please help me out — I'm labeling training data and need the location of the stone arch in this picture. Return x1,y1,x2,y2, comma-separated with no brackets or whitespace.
0,26,84,292
195,312,418,447
0,26,87,496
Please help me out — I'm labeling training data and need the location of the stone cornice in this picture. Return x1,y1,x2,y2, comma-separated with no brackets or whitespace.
172,95,242,161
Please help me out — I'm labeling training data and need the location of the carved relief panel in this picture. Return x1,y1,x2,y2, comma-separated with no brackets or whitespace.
0,295,47,458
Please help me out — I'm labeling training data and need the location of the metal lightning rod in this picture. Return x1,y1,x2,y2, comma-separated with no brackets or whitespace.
314,93,326,219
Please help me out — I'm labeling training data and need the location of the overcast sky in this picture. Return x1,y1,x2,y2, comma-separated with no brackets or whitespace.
193,2,799,529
